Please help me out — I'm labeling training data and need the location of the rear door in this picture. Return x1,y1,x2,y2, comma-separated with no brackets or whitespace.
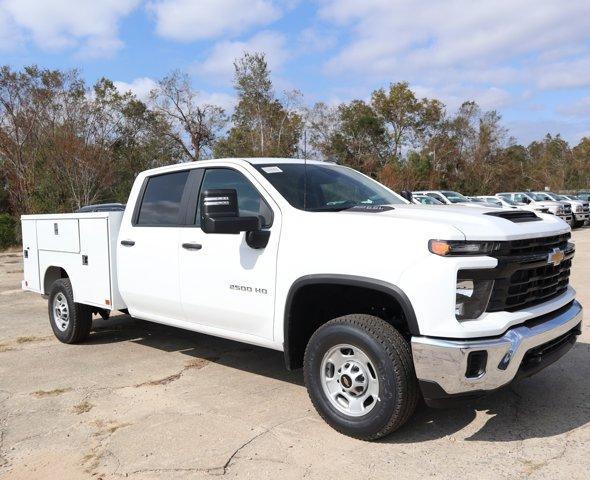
117,169,190,323
178,166,280,340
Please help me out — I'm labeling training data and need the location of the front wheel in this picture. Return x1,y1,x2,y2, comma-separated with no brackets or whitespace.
304,314,419,440
48,278,93,344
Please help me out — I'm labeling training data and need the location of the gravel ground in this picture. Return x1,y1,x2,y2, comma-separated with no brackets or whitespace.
0,229,589,480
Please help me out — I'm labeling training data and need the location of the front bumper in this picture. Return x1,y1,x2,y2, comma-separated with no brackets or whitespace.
412,300,582,405
557,214,572,222
575,212,589,221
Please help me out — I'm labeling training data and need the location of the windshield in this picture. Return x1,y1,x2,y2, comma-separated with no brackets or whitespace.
255,163,405,211
499,197,518,205
470,197,485,203
416,195,441,205
442,191,470,203
534,193,554,201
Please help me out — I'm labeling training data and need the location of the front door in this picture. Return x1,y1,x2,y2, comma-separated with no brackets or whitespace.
179,166,280,340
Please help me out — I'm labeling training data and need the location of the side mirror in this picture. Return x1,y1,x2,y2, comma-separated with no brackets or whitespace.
200,189,260,234
401,190,413,202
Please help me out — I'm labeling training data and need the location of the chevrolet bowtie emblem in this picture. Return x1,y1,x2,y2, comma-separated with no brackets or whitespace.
548,248,565,266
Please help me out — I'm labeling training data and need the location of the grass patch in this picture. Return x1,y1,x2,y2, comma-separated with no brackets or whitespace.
32,387,72,398
72,401,94,414
16,336,46,344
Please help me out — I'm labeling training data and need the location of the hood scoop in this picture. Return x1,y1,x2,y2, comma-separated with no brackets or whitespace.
484,210,541,223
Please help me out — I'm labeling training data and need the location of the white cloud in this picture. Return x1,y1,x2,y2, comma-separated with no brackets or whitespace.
0,7,22,51
556,97,590,118
149,0,281,41
0,0,140,57
197,92,237,112
319,0,590,90
114,77,158,100
507,118,588,145
193,31,289,83
534,56,590,90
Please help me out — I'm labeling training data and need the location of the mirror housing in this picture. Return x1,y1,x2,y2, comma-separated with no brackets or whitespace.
401,190,413,203
200,189,260,234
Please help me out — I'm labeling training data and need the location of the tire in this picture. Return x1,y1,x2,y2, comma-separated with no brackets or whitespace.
573,220,583,229
48,278,93,344
304,314,419,440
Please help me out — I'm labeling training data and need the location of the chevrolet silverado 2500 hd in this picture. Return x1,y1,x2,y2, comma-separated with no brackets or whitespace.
21,158,583,440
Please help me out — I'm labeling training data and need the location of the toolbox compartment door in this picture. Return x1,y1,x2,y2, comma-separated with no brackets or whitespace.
21,219,41,292
37,219,80,253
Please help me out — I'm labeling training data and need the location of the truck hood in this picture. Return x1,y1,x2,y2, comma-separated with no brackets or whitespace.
532,200,564,208
339,204,570,241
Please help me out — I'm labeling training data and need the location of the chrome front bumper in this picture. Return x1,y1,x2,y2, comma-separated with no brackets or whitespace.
575,213,589,221
411,301,583,397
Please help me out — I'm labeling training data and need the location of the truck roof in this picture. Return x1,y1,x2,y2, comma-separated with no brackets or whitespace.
140,158,331,177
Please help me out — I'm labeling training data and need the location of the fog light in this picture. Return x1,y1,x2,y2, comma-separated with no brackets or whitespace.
466,351,488,378
456,276,494,320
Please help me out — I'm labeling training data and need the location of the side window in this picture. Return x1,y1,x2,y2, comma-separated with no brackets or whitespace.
197,168,273,228
136,170,190,226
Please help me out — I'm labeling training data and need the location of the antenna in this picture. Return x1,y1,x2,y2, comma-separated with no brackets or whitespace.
303,154,308,211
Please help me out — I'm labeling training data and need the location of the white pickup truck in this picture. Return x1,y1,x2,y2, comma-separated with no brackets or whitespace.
21,158,583,440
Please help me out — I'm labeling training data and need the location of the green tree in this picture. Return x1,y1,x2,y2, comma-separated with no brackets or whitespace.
371,82,443,159
215,53,302,158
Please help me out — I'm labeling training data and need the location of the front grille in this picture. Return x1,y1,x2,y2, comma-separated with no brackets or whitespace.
564,204,572,214
496,233,570,256
486,234,574,312
583,203,589,213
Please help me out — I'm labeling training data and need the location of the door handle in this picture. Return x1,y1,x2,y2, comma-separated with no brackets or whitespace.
182,242,202,250
120,240,135,247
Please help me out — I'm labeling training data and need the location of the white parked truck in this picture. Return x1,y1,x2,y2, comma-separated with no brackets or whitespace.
21,158,583,440
497,192,573,224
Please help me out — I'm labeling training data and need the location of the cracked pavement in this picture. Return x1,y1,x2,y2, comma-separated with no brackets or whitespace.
1,229,590,479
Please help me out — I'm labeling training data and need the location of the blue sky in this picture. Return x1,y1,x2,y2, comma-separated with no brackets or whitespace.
1,0,590,145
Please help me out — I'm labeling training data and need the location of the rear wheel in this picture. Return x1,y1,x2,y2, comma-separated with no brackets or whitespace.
48,278,92,344
304,314,419,440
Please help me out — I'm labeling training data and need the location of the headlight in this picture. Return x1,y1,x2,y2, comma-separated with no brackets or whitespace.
556,207,564,214
576,205,583,213
429,240,500,256
456,277,494,320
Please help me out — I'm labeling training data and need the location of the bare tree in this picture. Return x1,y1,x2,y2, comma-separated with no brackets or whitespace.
149,71,227,160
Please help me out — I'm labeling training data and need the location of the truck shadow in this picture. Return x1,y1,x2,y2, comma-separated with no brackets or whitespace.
88,314,590,443
387,341,590,443
87,313,305,387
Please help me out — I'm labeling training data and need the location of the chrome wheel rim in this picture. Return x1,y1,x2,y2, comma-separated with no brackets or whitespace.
52,293,70,332
320,344,380,417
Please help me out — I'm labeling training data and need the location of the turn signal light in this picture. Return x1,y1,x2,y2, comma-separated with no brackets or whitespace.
428,240,501,256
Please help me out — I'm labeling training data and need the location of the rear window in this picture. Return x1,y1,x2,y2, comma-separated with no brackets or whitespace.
136,171,189,225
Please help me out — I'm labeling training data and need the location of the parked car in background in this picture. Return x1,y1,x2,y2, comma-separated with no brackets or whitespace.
576,192,590,201
476,196,551,214
497,192,572,224
413,190,486,208
467,196,501,208
535,192,589,228
412,194,444,205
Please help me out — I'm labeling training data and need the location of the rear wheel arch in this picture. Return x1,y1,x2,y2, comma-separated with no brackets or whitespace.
43,266,69,295
283,274,419,370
